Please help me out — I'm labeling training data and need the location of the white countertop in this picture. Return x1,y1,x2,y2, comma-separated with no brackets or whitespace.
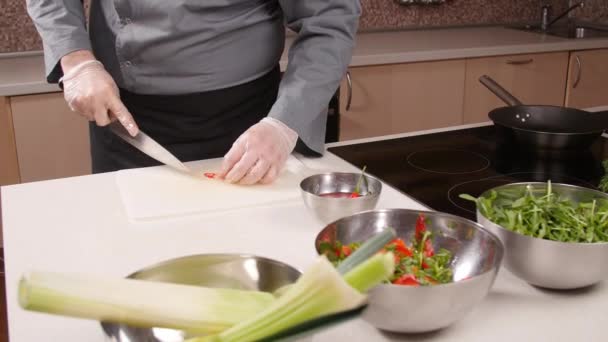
2,25,608,97
0,53,60,96
2,123,608,342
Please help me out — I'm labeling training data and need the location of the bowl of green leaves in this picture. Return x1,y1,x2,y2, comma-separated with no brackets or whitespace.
461,181,608,290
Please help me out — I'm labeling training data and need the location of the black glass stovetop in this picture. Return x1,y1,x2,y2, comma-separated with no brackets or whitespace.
328,126,608,221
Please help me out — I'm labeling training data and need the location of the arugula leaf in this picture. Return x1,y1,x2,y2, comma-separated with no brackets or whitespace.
461,182,608,243
599,160,608,193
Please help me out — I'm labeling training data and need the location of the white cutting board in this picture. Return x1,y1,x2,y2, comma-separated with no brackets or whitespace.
115,156,309,221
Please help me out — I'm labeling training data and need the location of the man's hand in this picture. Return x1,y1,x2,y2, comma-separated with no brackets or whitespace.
218,117,298,185
61,50,139,136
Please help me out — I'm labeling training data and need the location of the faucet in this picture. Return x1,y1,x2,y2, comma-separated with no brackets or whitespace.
542,1,585,31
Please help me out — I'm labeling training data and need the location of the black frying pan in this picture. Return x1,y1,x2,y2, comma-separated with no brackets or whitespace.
479,75,608,150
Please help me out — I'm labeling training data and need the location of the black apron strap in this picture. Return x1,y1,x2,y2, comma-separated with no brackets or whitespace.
89,65,281,173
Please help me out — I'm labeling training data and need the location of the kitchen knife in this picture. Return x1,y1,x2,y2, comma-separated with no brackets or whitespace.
108,121,191,174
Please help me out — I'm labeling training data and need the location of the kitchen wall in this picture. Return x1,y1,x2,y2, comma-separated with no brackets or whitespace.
1,0,607,54
573,0,608,24
358,0,568,31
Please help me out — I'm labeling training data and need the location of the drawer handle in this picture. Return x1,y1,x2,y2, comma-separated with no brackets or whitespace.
346,71,353,111
506,58,534,65
573,55,582,89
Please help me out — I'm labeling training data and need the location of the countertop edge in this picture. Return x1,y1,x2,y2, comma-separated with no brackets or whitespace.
349,39,608,66
0,82,61,97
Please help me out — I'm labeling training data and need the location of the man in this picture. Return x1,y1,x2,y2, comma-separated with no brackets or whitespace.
26,0,361,184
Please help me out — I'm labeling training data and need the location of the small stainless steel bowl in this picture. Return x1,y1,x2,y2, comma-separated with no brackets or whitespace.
314,208,503,333
476,182,608,290
300,172,382,225
100,254,301,342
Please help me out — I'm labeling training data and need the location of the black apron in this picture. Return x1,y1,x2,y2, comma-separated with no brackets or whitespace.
89,65,281,173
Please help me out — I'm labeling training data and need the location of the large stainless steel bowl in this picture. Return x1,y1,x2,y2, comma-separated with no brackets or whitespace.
101,254,301,342
300,172,382,225
476,182,608,289
314,208,504,333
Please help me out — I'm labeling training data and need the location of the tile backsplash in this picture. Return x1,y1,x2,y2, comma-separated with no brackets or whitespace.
573,0,608,24
358,0,569,31
1,0,43,53
1,0,607,53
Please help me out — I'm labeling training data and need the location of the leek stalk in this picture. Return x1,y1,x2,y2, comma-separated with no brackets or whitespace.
19,271,275,334
190,252,395,342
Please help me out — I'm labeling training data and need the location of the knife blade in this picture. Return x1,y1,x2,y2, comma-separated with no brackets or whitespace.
108,121,192,174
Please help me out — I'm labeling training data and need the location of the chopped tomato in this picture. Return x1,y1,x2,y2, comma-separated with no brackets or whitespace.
424,240,435,257
415,214,426,241
393,238,407,249
203,172,216,179
393,274,419,286
350,192,361,198
341,245,352,257
387,238,413,257
396,245,413,257
422,261,430,269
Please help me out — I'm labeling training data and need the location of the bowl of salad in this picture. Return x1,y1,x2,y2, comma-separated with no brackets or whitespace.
463,182,608,290
300,169,382,224
314,208,504,333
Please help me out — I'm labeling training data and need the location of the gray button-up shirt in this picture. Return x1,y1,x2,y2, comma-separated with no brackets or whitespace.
26,0,361,153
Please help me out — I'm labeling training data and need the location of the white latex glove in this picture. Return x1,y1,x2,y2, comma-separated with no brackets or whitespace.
219,117,298,185
61,59,139,136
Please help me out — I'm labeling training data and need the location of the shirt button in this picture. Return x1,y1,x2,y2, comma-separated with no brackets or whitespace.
125,18,132,24
122,61,132,68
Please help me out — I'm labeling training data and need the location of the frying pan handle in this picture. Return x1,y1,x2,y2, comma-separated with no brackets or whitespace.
479,75,524,107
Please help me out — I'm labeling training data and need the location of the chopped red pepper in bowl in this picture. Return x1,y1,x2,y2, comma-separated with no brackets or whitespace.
319,214,453,286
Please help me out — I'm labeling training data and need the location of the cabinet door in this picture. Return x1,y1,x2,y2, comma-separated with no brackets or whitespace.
565,49,608,109
10,93,91,183
0,97,20,186
463,52,569,124
339,60,465,141
339,64,393,140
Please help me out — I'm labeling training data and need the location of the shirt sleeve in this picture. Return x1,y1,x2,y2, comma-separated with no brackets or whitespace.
26,0,92,83
271,0,361,154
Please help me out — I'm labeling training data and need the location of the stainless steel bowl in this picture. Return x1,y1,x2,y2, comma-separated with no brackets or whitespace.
476,182,608,289
314,208,503,333
101,254,301,342
300,172,382,225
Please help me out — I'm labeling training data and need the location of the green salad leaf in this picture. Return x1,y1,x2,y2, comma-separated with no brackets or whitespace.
460,181,608,243
599,160,608,193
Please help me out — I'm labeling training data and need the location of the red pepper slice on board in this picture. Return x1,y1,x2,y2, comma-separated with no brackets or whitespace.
415,214,426,241
203,172,216,179
393,274,420,286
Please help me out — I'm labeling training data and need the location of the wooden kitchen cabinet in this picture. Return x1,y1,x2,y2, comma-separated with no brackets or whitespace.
10,93,91,183
463,52,569,123
339,60,466,140
0,97,20,186
565,49,608,109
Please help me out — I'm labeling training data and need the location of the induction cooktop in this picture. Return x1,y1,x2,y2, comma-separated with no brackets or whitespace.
328,125,608,221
